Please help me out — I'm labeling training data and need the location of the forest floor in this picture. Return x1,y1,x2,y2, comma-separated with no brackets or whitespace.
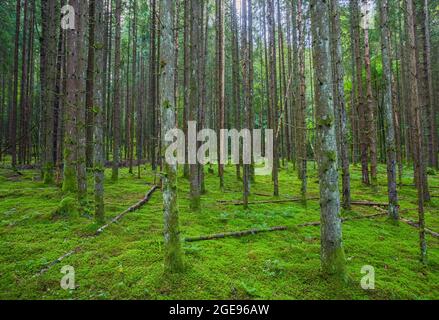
0,162,438,300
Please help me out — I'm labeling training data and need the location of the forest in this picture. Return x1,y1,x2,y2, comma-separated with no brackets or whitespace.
0,0,438,300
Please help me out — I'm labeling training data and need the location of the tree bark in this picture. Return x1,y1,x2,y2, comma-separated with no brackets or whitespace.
379,0,399,221
160,0,184,273
330,0,351,210
112,0,122,182
311,0,347,278
405,0,427,264
94,0,105,222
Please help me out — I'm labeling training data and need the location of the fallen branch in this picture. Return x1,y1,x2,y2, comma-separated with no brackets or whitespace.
184,226,288,242
36,186,158,276
184,213,386,242
218,197,319,206
400,218,439,239
95,186,158,235
351,201,389,207
373,206,439,239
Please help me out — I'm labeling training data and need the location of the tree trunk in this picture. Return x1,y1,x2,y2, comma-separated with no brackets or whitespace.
189,0,201,211
94,0,105,222
216,0,225,191
112,0,122,182
362,0,377,187
267,0,279,197
86,0,96,169
297,0,307,202
75,0,88,200
160,0,184,273
311,0,347,279
10,0,21,169
330,0,350,210
351,0,369,185
405,0,427,264
379,0,399,221
41,0,58,184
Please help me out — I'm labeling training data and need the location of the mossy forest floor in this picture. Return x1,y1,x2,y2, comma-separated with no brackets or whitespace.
0,162,438,300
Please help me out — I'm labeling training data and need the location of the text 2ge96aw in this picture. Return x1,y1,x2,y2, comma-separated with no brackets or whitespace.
169,304,270,318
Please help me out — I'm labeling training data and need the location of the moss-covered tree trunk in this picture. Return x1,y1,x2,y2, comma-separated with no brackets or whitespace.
378,0,399,221
311,0,347,279
160,0,184,272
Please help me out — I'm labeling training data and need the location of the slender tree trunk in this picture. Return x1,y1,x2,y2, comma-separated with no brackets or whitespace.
421,0,437,169
86,0,96,169
330,0,350,210
94,0,105,222
216,0,225,191
189,0,201,211
351,0,369,185
182,0,190,179
379,0,399,221
75,0,88,201
231,0,241,180
405,0,427,264
267,0,279,197
18,0,29,165
148,0,157,171
130,0,137,175
112,0,122,182
297,0,307,202
10,0,21,169
362,0,377,187
160,0,184,273
311,0,347,279
41,0,58,183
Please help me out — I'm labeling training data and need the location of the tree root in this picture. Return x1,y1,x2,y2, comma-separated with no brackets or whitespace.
36,186,158,276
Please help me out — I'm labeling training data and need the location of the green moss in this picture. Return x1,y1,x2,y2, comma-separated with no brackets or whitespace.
0,165,438,300
317,115,335,127
52,196,79,219
62,165,77,193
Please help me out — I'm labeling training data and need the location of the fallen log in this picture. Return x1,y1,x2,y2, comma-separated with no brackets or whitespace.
36,185,158,276
184,226,288,242
218,197,319,205
184,213,386,242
